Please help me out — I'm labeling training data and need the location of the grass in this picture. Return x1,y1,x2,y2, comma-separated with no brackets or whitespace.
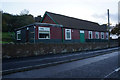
0,32,15,44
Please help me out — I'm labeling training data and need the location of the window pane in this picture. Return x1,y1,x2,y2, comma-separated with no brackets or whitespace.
67,32,70,38
65,29,71,40
89,34,91,39
18,34,21,39
39,33,49,38
96,34,98,39
101,32,104,39
96,32,99,39
17,30,21,40
38,27,50,39
89,31,92,39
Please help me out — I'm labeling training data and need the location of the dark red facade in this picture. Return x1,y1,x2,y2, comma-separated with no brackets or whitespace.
40,13,108,42
42,14,56,24
15,12,108,43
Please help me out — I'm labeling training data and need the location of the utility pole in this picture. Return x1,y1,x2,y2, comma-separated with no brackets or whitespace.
107,9,110,47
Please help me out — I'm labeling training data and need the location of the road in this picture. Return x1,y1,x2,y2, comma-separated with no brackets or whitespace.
2,47,119,73
3,50,120,79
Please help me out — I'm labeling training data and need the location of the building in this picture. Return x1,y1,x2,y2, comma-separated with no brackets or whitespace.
35,16,42,22
118,1,120,23
15,11,109,43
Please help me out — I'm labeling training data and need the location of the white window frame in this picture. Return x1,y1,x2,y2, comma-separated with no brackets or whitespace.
38,27,50,39
106,32,109,39
80,30,84,33
95,32,99,39
101,32,104,39
17,30,21,40
65,29,71,40
89,31,92,39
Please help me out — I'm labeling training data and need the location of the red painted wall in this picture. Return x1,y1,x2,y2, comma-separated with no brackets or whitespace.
50,27,62,39
35,26,38,39
42,14,56,24
99,32,101,39
71,29,80,39
85,30,88,39
92,31,95,39
63,28,65,40
104,32,106,39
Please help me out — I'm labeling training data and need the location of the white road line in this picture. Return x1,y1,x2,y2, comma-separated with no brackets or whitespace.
104,70,116,78
104,67,120,78
115,67,120,72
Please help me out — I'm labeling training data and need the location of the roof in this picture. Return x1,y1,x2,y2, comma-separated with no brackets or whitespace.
15,23,63,30
45,11,107,32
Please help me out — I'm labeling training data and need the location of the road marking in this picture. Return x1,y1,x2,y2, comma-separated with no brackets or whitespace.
3,47,119,64
115,67,120,72
104,67,120,78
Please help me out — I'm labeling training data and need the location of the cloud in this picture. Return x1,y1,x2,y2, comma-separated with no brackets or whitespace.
110,13,118,22
92,13,107,20
92,13,118,25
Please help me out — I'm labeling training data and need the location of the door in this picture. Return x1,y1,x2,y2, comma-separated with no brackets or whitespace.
26,30,29,42
80,30,85,43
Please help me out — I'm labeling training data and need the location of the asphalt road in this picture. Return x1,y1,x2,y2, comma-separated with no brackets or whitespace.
3,50,120,79
2,47,119,72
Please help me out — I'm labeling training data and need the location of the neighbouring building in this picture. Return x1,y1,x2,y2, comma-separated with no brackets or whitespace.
118,1,120,23
35,15,42,22
15,11,109,43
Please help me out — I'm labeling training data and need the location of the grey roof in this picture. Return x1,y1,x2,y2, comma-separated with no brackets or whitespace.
46,11,107,32
15,23,63,30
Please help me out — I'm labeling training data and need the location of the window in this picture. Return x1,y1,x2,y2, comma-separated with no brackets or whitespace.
89,31,92,39
101,32,104,39
38,27,50,39
106,32,109,39
65,29,71,40
17,30,21,40
95,32,99,39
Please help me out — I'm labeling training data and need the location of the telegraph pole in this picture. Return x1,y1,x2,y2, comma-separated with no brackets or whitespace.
107,9,110,47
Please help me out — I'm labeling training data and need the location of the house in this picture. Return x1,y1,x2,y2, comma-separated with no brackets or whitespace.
15,11,109,43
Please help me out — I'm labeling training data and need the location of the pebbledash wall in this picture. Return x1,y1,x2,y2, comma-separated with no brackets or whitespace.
2,42,118,58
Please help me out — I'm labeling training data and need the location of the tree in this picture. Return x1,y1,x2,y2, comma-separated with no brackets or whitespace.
2,12,35,32
2,13,13,32
111,23,120,46
111,23,120,36
20,9,29,15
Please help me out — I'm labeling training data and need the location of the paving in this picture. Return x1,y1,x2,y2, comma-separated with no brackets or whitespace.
2,47,119,75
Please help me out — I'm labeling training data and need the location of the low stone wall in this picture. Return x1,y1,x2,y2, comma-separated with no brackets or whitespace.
2,42,118,59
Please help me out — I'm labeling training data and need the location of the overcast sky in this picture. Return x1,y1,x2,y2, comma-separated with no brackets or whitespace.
1,0,120,26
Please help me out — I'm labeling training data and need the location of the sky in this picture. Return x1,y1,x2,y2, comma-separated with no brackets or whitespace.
1,0,120,26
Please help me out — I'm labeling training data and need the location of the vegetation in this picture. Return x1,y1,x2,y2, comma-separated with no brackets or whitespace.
2,12,35,32
111,23,120,46
1,32,15,44
2,9,35,43
111,23,120,36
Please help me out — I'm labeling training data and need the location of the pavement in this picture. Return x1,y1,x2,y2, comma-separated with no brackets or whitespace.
2,47,120,76
3,50,120,79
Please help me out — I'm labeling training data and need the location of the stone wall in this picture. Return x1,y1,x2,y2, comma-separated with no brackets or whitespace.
2,42,118,59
